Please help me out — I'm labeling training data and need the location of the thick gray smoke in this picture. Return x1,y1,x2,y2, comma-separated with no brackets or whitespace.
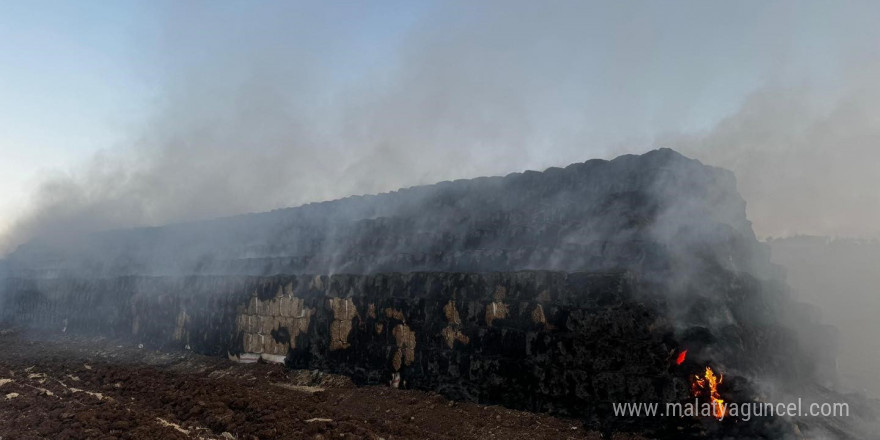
664,77,880,240
6,1,880,253
769,237,880,397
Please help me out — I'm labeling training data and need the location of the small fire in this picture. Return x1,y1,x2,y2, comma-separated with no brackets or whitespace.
675,350,687,365
691,366,726,420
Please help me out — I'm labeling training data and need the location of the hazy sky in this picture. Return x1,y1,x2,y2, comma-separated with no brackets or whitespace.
1,0,879,252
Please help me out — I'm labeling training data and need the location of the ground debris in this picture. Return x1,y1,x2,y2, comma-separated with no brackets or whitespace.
0,331,617,439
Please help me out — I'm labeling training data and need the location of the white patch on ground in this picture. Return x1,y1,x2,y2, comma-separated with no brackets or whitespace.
37,387,55,397
271,383,324,394
5,392,19,399
68,387,108,401
156,417,190,434
0,378,12,387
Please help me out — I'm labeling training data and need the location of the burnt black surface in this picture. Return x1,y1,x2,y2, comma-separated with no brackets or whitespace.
0,272,676,423
0,270,844,438
4,149,763,280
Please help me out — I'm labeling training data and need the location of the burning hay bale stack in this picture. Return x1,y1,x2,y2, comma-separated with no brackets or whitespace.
0,149,856,437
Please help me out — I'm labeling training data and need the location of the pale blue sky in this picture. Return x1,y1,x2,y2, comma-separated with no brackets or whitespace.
1,1,879,243
1,1,146,227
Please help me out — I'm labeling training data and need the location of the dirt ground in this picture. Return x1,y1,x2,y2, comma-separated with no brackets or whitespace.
0,329,644,440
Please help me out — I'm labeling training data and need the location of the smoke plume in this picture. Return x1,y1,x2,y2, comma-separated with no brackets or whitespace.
5,1,880,253
664,76,880,240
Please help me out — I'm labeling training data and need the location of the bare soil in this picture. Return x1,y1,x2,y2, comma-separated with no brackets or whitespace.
0,330,643,440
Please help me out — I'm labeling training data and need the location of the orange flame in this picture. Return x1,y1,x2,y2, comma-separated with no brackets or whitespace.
675,350,687,365
691,366,726,420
